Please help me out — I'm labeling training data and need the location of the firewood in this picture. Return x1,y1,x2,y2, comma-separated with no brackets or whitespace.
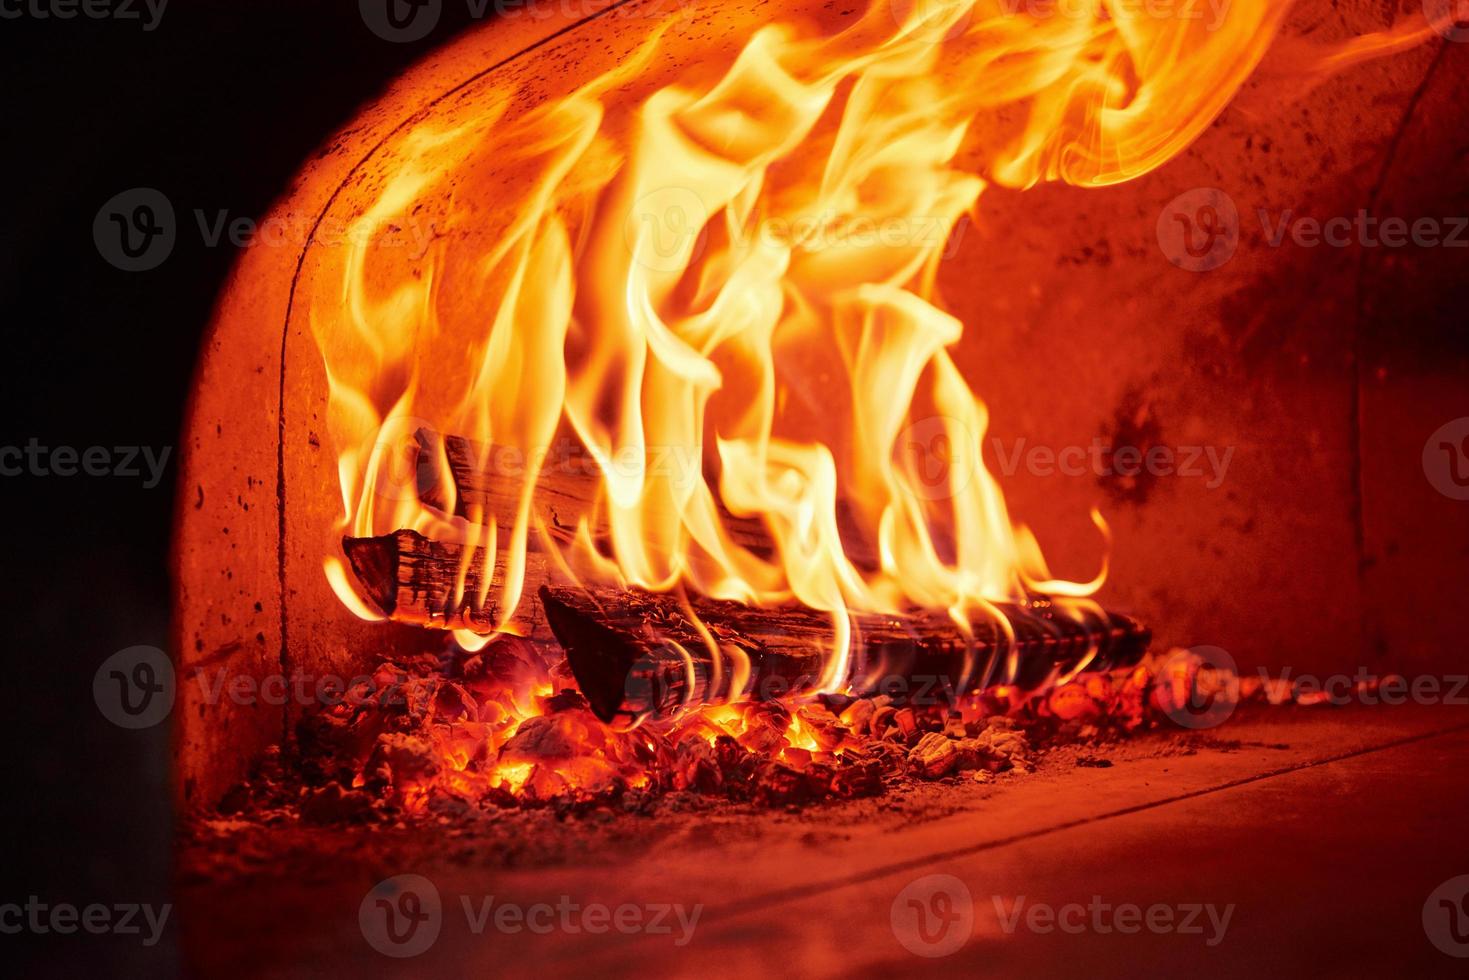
340,528,1151,725
894,706,920,740
539,583,1151,724
908,731,959,779
870,704,898,739
414,428,590,549
970,718,1031,770
839,698,876,733
341,529,551,632
345,429,885,631
414,428,793,560
943,712,967,738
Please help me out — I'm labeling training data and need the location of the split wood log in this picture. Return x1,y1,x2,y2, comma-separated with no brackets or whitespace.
342,530,551,633
415,428,593,549
412,428,878,568
340,530,1150,723
539,583,1151,724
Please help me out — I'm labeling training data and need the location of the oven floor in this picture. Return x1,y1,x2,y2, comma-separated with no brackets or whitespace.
179,702,1469,977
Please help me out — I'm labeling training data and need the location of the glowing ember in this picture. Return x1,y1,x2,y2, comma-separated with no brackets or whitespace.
253,639,1238,817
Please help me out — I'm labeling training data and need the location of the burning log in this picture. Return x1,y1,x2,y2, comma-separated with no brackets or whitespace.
340,529,1150,723
343,427,878,629
415,429,784,559
539,583,1151,724
415,428,592,548
342,529,551,632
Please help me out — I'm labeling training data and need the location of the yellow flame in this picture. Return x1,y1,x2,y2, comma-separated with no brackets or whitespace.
316,1,1431,685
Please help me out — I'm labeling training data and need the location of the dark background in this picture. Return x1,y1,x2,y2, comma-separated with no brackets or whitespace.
0,3,496,974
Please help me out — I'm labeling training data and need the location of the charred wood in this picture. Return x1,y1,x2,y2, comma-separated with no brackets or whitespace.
539,583,1150,724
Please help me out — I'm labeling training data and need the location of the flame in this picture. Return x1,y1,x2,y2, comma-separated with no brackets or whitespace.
315,2,1432,688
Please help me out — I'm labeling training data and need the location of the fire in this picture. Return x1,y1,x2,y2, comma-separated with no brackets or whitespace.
312,2,1433,692
284,639,1238,815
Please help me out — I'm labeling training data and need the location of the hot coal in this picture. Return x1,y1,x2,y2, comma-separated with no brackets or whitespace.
217,642,1270,823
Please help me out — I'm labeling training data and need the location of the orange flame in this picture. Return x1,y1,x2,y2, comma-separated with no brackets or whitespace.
314,2,1433,690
